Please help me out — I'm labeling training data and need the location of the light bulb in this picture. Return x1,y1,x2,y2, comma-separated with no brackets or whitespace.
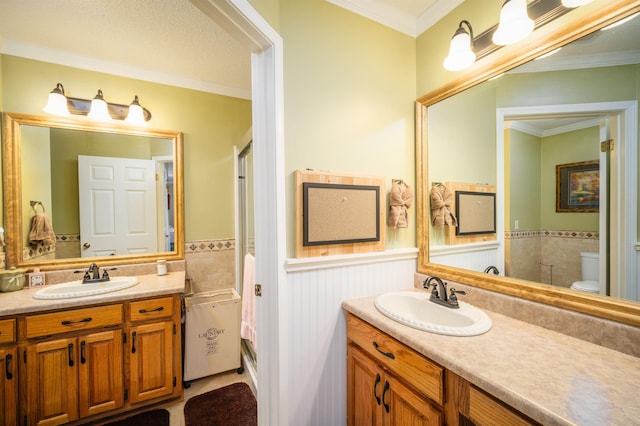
492,0,535,46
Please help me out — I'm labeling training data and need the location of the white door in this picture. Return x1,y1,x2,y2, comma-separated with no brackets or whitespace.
78,155,158,257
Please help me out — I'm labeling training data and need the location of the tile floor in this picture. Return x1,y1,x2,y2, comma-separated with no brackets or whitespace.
165,369,254,426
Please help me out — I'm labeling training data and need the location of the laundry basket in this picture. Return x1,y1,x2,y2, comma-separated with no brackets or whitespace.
183,288,241,381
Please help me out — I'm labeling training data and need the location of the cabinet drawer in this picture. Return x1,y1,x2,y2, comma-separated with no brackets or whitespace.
0,318,16,343
347,313,444,405
129,297,174,322
25,305,123,338
469,385,539,426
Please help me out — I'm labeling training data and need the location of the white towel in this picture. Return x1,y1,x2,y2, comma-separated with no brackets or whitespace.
240,253,257,351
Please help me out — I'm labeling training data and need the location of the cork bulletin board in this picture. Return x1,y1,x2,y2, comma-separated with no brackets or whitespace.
455,191,496,235
303,183,380,245
444,182,497,245
295,170,386,258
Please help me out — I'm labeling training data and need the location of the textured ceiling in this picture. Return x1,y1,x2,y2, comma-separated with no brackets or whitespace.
0,0,452,100
0,0,253,99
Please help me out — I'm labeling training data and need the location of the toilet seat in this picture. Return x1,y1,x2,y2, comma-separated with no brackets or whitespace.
570,280,600,293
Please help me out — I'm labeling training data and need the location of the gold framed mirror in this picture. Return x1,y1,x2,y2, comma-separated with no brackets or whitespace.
3,112,184,271
416,0,640,326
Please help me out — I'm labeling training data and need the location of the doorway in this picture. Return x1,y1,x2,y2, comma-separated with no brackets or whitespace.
497,101,638,300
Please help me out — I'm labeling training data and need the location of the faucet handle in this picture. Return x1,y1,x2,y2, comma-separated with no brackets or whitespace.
448,288,466,304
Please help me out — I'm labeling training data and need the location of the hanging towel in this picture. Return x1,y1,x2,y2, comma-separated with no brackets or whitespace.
29,213,56,249
241,253,257,351
430,185,458,227
388,181,413,228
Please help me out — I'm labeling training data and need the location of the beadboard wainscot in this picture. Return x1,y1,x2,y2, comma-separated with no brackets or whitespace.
284,248,418,425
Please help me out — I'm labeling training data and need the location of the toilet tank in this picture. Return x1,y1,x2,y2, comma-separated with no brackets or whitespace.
580,252,599,281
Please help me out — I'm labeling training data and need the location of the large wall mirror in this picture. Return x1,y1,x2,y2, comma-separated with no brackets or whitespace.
3,112,184,271
417,0,640,326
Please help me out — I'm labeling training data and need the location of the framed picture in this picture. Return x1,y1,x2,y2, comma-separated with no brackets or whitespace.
556,160,599,212
302,182,380,246
455,191,496,236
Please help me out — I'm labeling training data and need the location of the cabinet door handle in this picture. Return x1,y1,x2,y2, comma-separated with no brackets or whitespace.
139,306,164,314
61,317,92,326
5,354,13,380
382,380,390,413
374,373,381,405
131,332,137,354
68,343,75,367
372,341,395,359
80,341,86,364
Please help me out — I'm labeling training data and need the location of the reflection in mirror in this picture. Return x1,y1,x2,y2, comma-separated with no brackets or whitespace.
3,112,184,270
417,1,640,327
428,12,640,302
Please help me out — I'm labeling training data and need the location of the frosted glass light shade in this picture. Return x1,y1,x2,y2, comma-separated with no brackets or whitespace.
443,27,476,71
492,0,535,46
87,90,112,121
43,83,70,116
561,0,594,7
125,95,146,125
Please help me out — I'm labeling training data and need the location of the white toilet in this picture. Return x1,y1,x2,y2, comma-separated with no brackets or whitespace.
570,252,600,294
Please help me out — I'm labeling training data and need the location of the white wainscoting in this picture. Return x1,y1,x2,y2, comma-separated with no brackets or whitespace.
284,248,418,426
429,241,500,273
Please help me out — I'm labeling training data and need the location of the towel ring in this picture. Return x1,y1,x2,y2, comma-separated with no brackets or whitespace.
30,200,45,214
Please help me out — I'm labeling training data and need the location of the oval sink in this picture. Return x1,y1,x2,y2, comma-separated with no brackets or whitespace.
34,276,139,300
375,291,492,336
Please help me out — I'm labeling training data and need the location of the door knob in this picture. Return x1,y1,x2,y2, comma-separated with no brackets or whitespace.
83,242,91,249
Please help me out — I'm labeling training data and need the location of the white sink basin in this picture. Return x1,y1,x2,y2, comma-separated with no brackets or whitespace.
34,276,139,300
374,291,492,336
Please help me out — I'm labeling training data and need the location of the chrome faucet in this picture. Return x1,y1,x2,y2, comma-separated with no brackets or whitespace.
75,263,116,284
484,265,500,275
423,276,466,309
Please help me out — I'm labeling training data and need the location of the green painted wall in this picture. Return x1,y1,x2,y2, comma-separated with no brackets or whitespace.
508,129,541,231
280,0,417,255
1,55,252,242
541,126,600,231
248,0,280,30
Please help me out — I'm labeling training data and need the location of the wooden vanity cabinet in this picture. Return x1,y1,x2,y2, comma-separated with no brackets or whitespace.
126,296,178,404
8,293,183,426
347,314,444,426
0,319,18,426
22,305,124,426
347,313,540,426
445,372,540,426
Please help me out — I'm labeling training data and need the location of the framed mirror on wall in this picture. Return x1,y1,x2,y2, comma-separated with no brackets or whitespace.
416,0,640,326
2,112,185,271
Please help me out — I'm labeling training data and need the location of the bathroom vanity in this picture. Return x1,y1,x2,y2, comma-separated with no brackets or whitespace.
0,272,185,426
343,290,640,426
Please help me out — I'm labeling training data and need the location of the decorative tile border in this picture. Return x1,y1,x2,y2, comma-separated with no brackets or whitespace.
22,244,56,261
57,233,81,243
185,238,236,254
506,229,599,240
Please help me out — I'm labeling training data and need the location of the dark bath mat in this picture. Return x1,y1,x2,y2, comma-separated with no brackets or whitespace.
184,382,257,426
101,409,169,426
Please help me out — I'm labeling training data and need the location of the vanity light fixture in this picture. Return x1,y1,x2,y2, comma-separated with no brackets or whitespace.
87,89,112,121
43,83,71,117
492,0,535,46
561,0,595,7
43,83,152,123
443,20,476,71
125,95,146,125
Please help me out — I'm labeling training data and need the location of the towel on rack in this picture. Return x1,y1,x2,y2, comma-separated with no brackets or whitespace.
388,181,413,228
241,253,257,350
29,213,56,249
430,185,457,227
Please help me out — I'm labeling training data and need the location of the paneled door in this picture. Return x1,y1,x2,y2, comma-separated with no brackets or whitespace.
78,155,158,257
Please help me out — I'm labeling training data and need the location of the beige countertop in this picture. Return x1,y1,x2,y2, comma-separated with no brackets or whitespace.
0,271,186,316
343,290,640,426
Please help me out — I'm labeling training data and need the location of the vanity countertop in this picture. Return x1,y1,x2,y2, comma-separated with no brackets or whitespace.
343,291,640,426
0,271,186,316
